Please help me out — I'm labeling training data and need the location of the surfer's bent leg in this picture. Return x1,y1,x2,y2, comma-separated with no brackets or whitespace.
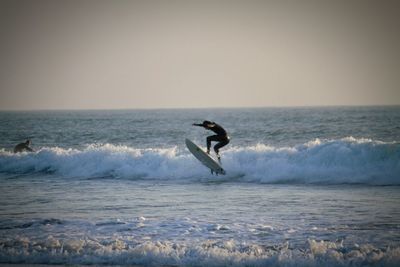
214,136,230,155
206,135,219,153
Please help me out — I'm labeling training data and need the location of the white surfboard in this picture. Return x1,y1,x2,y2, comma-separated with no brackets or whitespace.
185,138,226,175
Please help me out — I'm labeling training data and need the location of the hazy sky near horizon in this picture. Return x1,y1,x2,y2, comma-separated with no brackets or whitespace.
0,0,399,110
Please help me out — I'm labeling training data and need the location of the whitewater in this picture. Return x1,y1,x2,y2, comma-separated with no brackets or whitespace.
0,107,399,266
1,137,399,184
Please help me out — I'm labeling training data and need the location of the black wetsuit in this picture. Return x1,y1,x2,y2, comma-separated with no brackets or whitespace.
194,122,230,155
13,142,33,153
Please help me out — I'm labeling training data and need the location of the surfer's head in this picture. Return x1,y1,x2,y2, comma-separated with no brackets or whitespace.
25,139,31,145
203,120,212,126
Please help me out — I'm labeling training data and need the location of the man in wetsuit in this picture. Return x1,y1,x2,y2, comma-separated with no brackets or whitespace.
14,140,34,153
192,121,230,162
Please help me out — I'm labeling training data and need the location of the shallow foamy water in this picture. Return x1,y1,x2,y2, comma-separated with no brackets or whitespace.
1,177,400,266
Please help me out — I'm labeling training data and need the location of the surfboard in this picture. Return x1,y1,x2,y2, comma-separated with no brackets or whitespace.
185,138,226,175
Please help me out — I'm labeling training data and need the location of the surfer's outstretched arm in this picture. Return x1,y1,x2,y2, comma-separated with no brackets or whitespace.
192,121,215,128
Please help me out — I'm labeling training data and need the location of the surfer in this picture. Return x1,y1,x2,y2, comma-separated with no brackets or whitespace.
14,140,34,153
192,121,230,161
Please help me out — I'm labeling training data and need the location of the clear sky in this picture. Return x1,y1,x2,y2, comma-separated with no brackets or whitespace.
0,0,399,110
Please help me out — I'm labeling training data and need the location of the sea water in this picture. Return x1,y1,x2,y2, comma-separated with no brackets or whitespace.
0,106,399,266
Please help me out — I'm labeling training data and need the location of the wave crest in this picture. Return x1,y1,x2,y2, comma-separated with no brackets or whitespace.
1,236,399,266
0,138,399,185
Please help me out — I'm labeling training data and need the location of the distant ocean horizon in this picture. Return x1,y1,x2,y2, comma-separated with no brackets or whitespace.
0,106,399,266
1,104,399,111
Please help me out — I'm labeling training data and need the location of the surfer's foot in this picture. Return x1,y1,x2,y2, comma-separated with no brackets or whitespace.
207,149,210,154
217,154,221,163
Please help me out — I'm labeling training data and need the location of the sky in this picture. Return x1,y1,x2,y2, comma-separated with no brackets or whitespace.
0,0,399,110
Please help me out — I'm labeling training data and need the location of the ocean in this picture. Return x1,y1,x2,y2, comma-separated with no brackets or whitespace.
0,106,399,266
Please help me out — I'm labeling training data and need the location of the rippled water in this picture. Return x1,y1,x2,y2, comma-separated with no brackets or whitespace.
0,107,399,266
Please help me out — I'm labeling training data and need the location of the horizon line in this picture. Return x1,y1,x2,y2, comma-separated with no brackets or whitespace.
0,104,399,112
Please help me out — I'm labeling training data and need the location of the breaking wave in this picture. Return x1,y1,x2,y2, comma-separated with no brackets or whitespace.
1,235,399,267
0,137,399,185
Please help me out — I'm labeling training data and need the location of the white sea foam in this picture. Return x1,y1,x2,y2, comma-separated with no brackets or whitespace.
0,236,399,266
0,138,399,185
